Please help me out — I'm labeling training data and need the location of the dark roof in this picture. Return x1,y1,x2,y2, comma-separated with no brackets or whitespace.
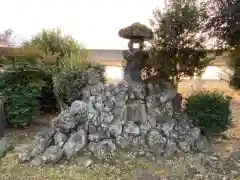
87,49,124,61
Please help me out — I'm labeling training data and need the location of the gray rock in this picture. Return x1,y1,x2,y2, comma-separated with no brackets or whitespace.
94,96,104,112
191,136,210,152
164,139,178,157
131,83,146,100
178,141,191,152
109,121,122,137
160,122,174,137
123,121,140,137
175,120,193,139
91,140,117,159
104,97,115,110
124,103,150,128
155,112,173,124
132,136,145,147
88,133,102,142
147,129,166,154
42,145,64,164
84,68,101,85
165,100,174,116
63,130,87,159
81,89,91,102
114,100,126,109
139,124,150,135
54,132,68,147
18,145,33,163
189,127,201,140
88,142,97,152
75,157,93,168
30,129,55,158
88,124,98,134
100,108,114,124
97,127,111,139
30,155,44,167
0,137,12,157
53,110,78,133
70,100,87,119
89,113,101,127
116,136,131,149
148,115,156,128
77,122,89,133
91,83,104,96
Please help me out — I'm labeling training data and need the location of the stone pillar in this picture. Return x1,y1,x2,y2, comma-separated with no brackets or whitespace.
0,98,4,139
119,23,154,129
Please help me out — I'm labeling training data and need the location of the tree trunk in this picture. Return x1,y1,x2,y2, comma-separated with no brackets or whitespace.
0,98,4,139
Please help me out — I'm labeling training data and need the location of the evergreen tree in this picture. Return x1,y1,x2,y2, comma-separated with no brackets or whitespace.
147,0,211,87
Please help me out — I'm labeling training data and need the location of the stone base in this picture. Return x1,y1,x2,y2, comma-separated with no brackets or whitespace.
16,69,210,167
124,100,152,128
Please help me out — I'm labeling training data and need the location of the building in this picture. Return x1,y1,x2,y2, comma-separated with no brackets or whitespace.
87,49,125,81
87,49,230,81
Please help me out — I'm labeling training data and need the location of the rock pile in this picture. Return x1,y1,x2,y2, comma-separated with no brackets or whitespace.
17,68,210,167
16,22,210,167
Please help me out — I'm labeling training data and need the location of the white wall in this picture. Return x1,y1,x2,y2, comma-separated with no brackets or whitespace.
104,65,232,81
105,66,123,80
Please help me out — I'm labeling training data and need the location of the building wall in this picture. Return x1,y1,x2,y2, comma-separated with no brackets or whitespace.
104,65,231,81
100,53,232,82
105,66,123,80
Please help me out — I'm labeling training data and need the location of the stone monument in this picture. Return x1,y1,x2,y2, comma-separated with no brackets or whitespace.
119,22,154,129
15,23,210,167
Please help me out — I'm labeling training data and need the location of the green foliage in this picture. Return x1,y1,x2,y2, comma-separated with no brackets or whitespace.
52,54,105,109
185,91,232,136
227,47,240,90
0,56,45,127
0,28,105,126
206,0,240,48
148,0,211,86
24,28,85,58
205,1,240,90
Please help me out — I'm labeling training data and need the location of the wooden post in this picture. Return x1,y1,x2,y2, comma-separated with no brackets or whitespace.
0,98,4,139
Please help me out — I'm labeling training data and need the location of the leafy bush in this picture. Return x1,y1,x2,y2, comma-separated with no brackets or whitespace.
0,56,45,127
0,45,106,126
52,55,106,110
185,90,232,136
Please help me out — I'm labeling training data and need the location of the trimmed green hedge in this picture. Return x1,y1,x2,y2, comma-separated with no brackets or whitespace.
0,57,45,127
185,91,232,136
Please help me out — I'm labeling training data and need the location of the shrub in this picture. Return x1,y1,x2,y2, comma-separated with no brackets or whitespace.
185,90,232,136
52,56,106,110
0,56,45,127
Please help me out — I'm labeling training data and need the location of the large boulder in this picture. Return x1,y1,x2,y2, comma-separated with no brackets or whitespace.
0,137,12,157
146,129,167,154
54,132,68,148
89,140,117,159
30,129,55,159
42,145,64,164
63,129,87,159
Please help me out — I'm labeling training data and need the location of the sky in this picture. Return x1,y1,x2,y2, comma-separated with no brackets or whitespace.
0,0,164,49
